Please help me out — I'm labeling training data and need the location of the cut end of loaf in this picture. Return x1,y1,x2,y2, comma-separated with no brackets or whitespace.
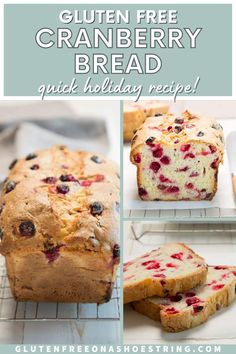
132,141,222,201
130,111,224,201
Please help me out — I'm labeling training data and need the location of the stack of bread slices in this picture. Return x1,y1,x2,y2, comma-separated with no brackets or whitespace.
124,243,236,332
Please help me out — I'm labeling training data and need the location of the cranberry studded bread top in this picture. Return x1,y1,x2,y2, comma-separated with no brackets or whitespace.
124,243,207,304
132,266,236,332
130,111,224,201
123,100,169,142
0,146,120,303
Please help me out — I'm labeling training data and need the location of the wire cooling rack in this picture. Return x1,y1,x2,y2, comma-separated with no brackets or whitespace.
130,222,236,240
0,257,120,322
124,207,236,221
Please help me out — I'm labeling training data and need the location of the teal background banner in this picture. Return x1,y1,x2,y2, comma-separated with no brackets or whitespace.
4,4,232,97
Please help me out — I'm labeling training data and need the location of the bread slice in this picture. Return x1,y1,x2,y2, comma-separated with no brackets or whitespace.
124,243,207,304
132,265,236,332
130,111,224,201
123,100,169,142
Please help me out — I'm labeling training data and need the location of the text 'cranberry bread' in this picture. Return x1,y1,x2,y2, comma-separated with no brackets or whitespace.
0,145,120,303
132,265,236,332
124,243,207,304
130,111,224,201
123,100,169,142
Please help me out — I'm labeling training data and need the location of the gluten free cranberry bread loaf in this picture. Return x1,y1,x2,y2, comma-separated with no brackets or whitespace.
123,100,169,142
0,145,120,303
132,265,236,332
124,243,207,304
130,111,224,201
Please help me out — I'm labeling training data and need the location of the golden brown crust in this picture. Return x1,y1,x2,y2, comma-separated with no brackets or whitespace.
123,101,169,142
132,266,236,332
131,111,224,155
0,145,120,303
124,243,207,304
6,249,118,303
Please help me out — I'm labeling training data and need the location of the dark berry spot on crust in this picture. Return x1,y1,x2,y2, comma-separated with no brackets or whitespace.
43,245,61,263
90,202,104,216
209,145,217,153
19,221,36,237
175,118,184,124
212,123,222,130
155,113,163,117
146,137,155,146
26,153,37,161
30,164,39,170
42,177,58,184
170,294,182,302
193,305,204,313
197,131,204,137
9,159,18,170
113,244,120,259
0,228,3,240
91,155,103,164
56,184,70,194
5,181,17,193
59,174,77,182
174,125,183,133
133,153,141,163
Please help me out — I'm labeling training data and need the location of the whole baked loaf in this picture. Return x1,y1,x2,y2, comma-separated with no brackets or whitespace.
0,145,120,303
132,265,236,332
130,111,224,201
124,243,207,304
123,100,169,142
